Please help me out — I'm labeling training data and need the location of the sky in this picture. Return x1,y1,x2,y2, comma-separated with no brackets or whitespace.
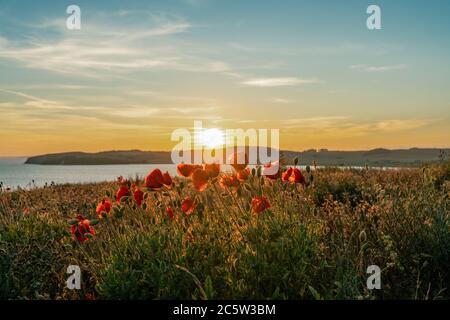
0,0,449,156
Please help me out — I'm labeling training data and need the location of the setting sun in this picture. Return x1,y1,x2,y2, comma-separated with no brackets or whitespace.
198,128,225,149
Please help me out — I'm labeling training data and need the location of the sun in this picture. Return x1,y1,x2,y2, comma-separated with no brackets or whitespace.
199,128,224,149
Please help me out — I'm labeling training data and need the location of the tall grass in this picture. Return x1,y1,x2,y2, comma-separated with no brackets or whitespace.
0,163,449,300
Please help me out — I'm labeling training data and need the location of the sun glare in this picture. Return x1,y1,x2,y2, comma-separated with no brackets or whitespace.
199,128,224,148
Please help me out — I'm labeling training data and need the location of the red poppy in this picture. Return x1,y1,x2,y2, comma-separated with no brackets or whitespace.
133,187,144,207
177,163,201,177
181,197,196,215
236,169,249,181
281,167,306,184
115,185,130,203
251,196,271,215
229,151,249,171
70,215,95,243
219,174,240,189
204,163,220,178
144,169,164,189
96,198,111,219
263,161,280,180
191,168,209,191
23,207,30,216
162,171,173,187
166,206,179,221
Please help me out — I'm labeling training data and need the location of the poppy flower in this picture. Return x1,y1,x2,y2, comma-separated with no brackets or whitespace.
177,163,201,177
70,215,95,243
133,187,144,207
229,151,249,171
191,168,209,191
263,161,280,180
23,207,30,216
96,198,111,219
181,197,196,215
115,185,130,203
219,174,240,189
144,169,164,189
236,169,249,181
204,163,220,178
251,196,271,215
281,167,306,184
162,171,173,187
166,206,179,221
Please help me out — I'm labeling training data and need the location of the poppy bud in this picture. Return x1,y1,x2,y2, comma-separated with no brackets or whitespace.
90,219,100,226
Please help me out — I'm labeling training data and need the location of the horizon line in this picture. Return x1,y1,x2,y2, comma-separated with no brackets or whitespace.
2,146,450,159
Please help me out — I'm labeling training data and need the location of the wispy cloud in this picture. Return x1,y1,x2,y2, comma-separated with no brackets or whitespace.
350,64,406,72
0,11,234,78
241,77,319,87
272,98,294,104
281,117,432,135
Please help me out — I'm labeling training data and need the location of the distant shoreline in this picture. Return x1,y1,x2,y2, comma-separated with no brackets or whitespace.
21,148,449,168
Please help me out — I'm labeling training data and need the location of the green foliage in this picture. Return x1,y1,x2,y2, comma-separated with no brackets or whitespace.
0,163,449,299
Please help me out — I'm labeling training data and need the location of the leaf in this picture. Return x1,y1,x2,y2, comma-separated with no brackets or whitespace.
204,276,215,299
68,219,78,225
308,286,322,300
89,219,100,226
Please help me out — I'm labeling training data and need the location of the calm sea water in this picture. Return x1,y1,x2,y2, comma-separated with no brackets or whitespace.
0,158,395,190
0,158,178,189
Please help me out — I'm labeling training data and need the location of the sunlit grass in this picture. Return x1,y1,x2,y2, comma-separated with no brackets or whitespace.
0,161,449,300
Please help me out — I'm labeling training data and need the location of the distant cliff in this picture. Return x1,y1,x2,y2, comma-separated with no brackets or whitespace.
25,150,172,165
24,148,449,167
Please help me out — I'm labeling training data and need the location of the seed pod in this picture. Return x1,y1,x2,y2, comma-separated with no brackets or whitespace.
359,230,367,243
294,157,299,166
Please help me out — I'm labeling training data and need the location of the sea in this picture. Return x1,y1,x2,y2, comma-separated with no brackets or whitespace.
0,157,178,190
0,157,395,190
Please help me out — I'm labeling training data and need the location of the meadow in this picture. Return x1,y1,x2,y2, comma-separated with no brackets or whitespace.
0,158,449,300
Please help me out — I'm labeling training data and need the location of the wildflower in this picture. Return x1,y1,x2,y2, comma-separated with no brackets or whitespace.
281,167,306,184
162,171,173,187
204,163,220,178
70,215,95,243
181,197,196,215
192,168,209,191
133,186,144,207
236,169,249,181
177,163,201,177
263,161,280,180
251,196,271,215
219,174,240,189
166,206,179,221
115,185,130,203
96,198,111,219
229,151,249,171
144,169,164,189
23,207,30,216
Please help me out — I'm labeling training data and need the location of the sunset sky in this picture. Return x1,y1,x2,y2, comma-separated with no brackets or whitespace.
1,0,449,156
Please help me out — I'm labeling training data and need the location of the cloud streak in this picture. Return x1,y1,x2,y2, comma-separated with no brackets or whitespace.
241,77,319,87
0,12,234,78
350,64,406,72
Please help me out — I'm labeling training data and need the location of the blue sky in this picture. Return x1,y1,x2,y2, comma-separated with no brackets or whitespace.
0,0,449,156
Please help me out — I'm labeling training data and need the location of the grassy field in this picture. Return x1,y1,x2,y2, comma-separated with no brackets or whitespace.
0,161,449,300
